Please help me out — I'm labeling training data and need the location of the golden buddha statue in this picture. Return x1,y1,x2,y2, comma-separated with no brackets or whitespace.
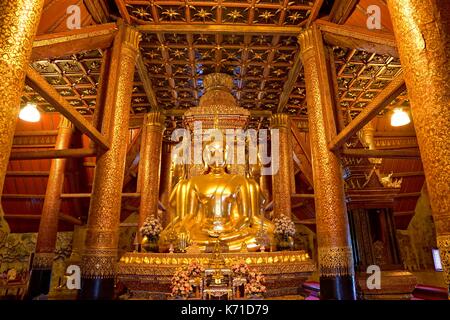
160,140,274,252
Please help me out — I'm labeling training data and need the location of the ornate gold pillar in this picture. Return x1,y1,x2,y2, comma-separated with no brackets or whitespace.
299,26,356,299
28,117,73,299
80,24,140,300
271,113,294,218
387,0,450,294
137,111,165,245
0,0,44,247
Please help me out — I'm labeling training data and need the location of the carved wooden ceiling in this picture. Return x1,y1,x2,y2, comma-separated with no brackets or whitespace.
333,47,409,121
124,0,315,25
21,50,151,115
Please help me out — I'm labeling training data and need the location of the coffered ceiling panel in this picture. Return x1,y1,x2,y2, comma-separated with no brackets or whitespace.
333,47,410,122
21,49,151,115
140,31,300,113
125,0,315,26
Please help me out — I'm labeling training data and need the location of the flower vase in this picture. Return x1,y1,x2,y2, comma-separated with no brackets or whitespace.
142,236,159,253
276,235,291,251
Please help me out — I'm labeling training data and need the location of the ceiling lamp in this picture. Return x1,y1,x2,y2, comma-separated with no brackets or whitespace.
19,103,41,122
390,108,410,127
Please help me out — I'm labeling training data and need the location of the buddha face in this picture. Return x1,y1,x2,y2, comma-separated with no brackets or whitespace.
203,141,228,171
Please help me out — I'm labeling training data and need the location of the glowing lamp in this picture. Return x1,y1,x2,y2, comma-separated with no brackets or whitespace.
19,103,41,122
390,108,410,127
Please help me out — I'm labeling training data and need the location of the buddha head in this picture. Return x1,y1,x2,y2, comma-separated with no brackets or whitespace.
203,139,229,173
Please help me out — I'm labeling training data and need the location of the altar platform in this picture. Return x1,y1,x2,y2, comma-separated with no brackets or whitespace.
117,251,315,299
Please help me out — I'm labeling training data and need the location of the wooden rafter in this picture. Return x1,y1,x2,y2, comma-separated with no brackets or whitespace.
315,19,398,57
31,23,117,60
328,71,406,151
115,0,131,24
291,124,313,186
137,24,301,35
328,0,359,24
25,66,110,150
84,0,111,24
306,0,325,27
136,55,159,111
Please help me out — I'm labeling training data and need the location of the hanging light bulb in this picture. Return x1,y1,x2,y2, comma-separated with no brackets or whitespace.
19,103,41,122
390,108,410,127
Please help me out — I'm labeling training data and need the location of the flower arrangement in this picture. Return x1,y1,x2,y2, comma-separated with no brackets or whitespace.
231,261,250,278
139,215,163,240
245,270,266,296
170,267,192,298
273,214,296,237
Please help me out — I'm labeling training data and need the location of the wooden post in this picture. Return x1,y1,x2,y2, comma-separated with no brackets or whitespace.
298,25,356,300
28,117,74,299
387,0,450,296
79,24,140,300
270,114,294,218
137,112,165,246
0,0,44,248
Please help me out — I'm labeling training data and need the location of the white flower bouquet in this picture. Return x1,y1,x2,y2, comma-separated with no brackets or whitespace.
139,215,163,241
273,214,296,237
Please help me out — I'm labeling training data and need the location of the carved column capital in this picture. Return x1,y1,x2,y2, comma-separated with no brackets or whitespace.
121,25,141,57
298,28,315,60
144,111,166,131
270,113,290,129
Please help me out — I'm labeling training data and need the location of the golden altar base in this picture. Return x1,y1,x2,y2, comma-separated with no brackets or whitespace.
117,251,315,299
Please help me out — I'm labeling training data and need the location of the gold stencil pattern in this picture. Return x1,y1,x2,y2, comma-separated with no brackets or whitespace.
0,0,44,197
299,28,354,276
271,114,294,218
318,246,354,277
387,0,450,284
82,25,141,278
32,252,54,270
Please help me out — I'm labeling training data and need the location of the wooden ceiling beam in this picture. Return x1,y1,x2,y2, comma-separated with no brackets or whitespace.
391,171,424,178
328,0,359,24
31,23,117,60
277,51,303,113
315,19,398,57
25,66,110,150
4,213,82,225
137,24,301,35
9,148,96,160
341,149,421,159
6,171,49,177
393,211,415,217
136,54,159,111
329,71,406,151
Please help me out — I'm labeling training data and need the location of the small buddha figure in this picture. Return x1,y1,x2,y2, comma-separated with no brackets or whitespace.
160,141,274,252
